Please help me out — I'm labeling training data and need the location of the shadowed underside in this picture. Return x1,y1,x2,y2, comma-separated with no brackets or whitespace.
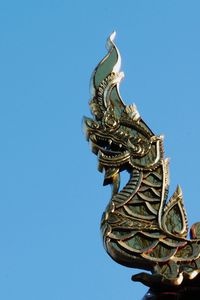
84,32,200,289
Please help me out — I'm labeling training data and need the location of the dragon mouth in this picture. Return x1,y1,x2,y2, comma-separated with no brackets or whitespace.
89,134,130,166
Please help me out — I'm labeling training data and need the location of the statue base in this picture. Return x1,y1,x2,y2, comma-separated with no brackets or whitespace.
143,287,200,300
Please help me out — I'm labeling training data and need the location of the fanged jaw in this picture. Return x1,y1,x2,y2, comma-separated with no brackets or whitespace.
89,134,130,167
98,150,130,165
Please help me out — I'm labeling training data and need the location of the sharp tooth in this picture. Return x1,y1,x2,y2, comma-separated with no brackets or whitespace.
90,134,97,141
108,139,112,145
119,144,122,148
98,162,103,172
98,150,102,157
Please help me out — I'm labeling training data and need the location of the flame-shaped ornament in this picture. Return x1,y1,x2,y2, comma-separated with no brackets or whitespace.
84,33,200,291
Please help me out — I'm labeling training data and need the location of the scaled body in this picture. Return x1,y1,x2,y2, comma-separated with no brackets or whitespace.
84,33,200,288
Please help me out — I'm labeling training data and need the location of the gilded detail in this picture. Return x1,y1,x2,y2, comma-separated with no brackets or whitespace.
84,33,200,288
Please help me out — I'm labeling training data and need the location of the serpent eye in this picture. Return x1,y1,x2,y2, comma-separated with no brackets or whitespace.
103,106,119,129
104,114,118,128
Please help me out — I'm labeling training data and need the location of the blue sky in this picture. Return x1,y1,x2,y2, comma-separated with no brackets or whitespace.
1,0,200,299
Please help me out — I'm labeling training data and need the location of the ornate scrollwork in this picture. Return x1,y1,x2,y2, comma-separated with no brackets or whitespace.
84,32,200,289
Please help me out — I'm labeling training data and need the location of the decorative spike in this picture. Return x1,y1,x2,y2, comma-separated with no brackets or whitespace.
162,185,188,237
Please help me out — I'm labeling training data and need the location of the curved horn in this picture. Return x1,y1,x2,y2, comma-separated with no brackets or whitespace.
90,32,125,120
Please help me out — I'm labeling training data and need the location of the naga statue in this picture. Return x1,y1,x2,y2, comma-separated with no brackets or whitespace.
84,32,200,290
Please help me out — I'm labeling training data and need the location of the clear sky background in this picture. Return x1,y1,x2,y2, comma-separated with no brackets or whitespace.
1,0,200,299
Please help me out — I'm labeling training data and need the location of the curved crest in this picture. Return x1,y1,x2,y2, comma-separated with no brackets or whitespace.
90,32,125,120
